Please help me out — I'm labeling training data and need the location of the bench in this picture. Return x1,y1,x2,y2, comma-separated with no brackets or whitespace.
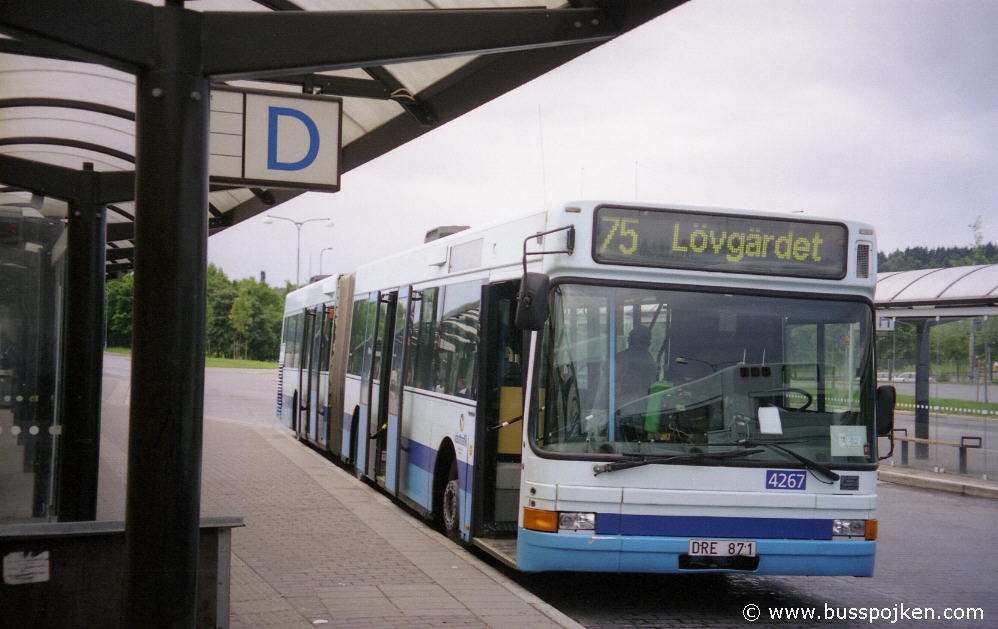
892,428,983,474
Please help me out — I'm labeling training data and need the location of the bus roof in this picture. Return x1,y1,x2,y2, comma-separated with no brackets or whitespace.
304,201,877,300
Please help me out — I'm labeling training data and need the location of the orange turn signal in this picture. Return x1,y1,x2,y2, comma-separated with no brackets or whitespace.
865,519,878,540
523,508,558,532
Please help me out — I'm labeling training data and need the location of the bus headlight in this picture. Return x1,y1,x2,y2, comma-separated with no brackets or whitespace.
523,509,596,533
558,512,596,532
832,519,868,538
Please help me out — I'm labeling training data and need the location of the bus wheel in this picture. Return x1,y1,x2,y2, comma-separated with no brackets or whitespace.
441,459,461,542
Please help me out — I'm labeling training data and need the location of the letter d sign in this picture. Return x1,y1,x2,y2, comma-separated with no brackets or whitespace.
268,107,319,171
241,90,342,190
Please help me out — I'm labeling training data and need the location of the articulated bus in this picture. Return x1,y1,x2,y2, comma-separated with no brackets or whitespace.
278,201,896,575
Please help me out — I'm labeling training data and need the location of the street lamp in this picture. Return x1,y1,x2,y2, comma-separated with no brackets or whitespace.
263,215,333,285
319,246,334,275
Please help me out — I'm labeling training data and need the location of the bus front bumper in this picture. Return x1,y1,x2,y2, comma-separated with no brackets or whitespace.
516,528,875,576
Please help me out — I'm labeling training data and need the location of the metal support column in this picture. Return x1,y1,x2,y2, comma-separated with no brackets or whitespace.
914,319,932,459
56,164,106,522
124,5,209,627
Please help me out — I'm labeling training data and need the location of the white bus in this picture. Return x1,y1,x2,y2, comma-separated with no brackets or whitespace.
278,201,895,575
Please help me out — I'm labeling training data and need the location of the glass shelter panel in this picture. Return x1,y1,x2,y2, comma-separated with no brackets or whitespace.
1,213,66,522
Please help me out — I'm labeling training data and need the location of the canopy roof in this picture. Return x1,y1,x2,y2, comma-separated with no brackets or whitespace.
0,0,686,277
875,263,998,318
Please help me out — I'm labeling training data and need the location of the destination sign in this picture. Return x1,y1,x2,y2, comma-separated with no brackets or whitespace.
593,206,848,279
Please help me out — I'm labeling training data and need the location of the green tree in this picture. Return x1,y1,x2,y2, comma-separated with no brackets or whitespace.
105,274,134,347
206,264,237,357
229,278,283,361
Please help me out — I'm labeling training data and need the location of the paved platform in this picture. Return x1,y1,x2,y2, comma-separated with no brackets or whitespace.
97,412,581,629
878,465,998,500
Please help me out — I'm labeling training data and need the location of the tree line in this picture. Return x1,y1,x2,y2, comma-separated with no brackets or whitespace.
879,242,997,271
106,265,291,362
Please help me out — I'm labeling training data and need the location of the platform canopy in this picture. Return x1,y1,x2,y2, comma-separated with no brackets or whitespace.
0,0,687,277
875,263,998,319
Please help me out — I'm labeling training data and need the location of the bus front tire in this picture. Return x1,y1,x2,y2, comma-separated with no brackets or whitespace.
441,459,461,543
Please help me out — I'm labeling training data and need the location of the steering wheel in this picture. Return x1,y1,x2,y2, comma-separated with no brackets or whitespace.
755,387,813,412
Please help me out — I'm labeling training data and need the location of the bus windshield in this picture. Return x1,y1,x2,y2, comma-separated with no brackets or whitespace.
533,284,876,466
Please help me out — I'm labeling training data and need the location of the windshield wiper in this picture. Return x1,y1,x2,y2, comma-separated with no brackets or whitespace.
732,439,840,484
592,448,764,476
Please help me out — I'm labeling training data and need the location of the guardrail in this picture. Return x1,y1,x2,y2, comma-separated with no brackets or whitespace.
892,428,983,474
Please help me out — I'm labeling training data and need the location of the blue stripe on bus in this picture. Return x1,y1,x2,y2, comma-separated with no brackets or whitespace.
404,438,436,473
403,464,433,510
386,413,399,492
401,437,474,482
596,513,834,540
400,438,474,539
341,411,352,458
327,429,472,531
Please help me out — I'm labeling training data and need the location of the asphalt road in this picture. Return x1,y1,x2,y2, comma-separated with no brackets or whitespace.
102,352,281,427
506,480,996,627
889,381,996,403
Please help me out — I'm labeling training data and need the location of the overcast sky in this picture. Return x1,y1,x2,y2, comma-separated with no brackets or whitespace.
208,0,998,286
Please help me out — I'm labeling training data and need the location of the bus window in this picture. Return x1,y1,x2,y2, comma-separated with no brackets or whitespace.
405,287,439,391
320,306,333,373
433,281,481,398
347,297,370,376
786,321,865,414
534,284,874,462
286,313,303,369
370,297,390,384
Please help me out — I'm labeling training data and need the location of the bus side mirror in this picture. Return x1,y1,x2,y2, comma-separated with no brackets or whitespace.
876,385,895,437
515,273,550,331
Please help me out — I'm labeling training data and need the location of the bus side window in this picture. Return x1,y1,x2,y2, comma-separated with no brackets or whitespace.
287,313,302,369
346,297,369,376
432,281,481,398
405,287,438,391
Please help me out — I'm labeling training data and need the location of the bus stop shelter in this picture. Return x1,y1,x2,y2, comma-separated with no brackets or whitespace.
0,1,687,625
875,263,998,458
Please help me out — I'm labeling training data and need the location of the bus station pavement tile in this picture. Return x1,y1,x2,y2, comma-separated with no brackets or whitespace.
198,419,583,629
94,390,582,629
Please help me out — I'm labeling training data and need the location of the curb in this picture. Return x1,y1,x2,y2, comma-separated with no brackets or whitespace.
878,468,998,500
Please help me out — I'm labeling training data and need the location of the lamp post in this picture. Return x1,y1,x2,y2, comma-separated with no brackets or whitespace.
319,246,334,275
263,215,332,285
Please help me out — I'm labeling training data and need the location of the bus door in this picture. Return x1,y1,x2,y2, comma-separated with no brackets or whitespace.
296,307,317,440
356,292,379,477
383,286,412,497
307,304,332,448
365,290,397,488
327,274,355,462
473,281,523,542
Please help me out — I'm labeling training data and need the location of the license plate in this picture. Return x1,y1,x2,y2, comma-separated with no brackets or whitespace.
688,539,757,557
